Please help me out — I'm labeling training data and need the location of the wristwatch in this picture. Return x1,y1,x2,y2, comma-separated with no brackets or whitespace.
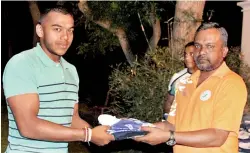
166,130,176,146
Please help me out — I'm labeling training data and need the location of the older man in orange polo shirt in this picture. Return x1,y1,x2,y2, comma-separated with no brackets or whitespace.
135,22,247,153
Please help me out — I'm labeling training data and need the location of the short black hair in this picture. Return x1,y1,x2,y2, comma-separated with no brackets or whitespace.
185,41,194,48
39,7,73,24
195,22,228,47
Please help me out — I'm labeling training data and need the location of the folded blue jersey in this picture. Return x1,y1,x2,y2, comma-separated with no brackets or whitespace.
107,118,154,140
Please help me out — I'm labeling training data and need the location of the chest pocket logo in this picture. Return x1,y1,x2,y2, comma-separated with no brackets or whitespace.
200,90,212,101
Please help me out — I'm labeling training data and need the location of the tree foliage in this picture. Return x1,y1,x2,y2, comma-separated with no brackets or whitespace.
77,24,120,55
86,1,161,30
107,47,183,122
77,1,165,60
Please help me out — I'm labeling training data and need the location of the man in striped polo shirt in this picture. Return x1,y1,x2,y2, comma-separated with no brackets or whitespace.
2,7,114,153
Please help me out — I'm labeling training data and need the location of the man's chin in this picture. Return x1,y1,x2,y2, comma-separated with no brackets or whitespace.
56,49,68,56
197,64,213,72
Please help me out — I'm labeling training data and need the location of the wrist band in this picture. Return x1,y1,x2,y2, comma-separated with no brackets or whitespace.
83,127,87,142
83,127,92,146
87,128,92,146
85,127,88,142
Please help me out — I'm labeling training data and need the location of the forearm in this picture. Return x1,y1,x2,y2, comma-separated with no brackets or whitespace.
20,118,85,142
175,128,229,147
163,101,170,113
164,94,174,113
71,114,91,128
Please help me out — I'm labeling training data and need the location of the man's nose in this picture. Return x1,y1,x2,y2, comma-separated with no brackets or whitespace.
199,46,207,55
61,30,69,40
185,55,192,60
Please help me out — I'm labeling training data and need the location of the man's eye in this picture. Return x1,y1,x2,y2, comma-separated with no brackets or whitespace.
68,29,74,33
186,53,194,57
194,44,200,49
54,28,61,32
207,45,214,49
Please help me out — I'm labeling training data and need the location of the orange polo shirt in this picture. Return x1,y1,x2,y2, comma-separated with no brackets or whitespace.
167,62,247,153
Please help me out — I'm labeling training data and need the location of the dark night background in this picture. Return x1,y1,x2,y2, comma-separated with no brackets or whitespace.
1,1,243,107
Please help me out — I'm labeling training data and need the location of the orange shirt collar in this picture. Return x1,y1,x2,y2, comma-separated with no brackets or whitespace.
190,61,230,85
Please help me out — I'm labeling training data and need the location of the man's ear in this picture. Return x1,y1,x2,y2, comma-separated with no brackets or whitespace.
36,24,43,38
222,46,229,58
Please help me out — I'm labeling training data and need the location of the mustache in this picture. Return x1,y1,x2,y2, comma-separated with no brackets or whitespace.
196,55,207,61
194,55,211,66
195,55,209,61
56,41,68,45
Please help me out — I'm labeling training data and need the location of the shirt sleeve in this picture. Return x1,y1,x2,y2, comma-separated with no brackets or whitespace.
2,55,38,99
168,82,176,96
212,77,247,133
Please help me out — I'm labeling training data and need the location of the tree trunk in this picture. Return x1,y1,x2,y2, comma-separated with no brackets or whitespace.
171,1,205,59
116,28,135,65
147,4,161,53
78,0,135,66
27,1,40,47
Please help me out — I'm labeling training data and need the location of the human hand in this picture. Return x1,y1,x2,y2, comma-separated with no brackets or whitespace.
134,126,170,145
153,121,169,131
91,125,115,146
154,121,175,132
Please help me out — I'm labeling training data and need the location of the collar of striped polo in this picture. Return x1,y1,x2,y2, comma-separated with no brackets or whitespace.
34,43,70,69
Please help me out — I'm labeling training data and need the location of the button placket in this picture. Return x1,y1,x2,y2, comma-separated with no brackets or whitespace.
59,63,67,94
56,63,66,87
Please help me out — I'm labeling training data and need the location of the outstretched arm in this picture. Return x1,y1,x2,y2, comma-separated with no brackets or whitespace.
135,126,229,147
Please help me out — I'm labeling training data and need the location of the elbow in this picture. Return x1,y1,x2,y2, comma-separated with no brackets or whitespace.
210,141,226,147
19,129,30,138
210,135,228,147
204,138,226,147
17,121,37,139
18,125,34,138
210,129,229,147
215,138,227,147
